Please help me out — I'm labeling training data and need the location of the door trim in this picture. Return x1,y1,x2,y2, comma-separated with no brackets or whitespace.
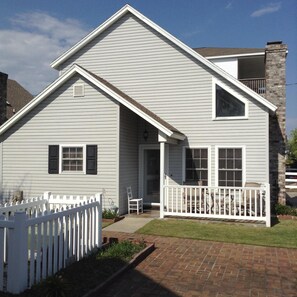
139,144,160,205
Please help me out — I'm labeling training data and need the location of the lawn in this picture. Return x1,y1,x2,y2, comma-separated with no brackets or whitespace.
137,218,297,248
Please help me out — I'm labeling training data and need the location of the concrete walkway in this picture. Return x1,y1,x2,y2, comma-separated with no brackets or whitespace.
101,231,297,297
103,216,154,233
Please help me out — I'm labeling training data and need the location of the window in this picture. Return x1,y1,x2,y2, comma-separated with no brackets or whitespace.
185,148,208,185
48,145,97,175
62,147,83,172
215,84,245,117
218,148,242,187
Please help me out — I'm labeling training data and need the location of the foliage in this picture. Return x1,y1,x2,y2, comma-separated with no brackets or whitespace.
33,275,71,297
275,203,297,216
102,207,119,219
137,219,297,248
97,240,146,261
286,128,297,166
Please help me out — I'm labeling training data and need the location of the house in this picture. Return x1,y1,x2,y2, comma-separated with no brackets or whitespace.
0,72,33,125
0,5,287,221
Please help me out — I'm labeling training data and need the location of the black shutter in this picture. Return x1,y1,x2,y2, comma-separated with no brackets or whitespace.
86,145,97,175
48,145,59,174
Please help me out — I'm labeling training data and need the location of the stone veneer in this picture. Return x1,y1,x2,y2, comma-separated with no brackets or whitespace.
0,72,8,125
265,42,287,204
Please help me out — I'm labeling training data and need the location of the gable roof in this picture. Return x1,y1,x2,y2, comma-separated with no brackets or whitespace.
0,64,185,140
50,4,276,112
7,79,33,119
193,47,264,58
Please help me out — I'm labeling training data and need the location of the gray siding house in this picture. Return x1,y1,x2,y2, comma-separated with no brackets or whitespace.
0,5,286,217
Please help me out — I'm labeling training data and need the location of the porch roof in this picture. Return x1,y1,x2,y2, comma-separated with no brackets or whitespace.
81,66,185,139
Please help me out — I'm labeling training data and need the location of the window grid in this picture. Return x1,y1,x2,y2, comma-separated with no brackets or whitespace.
185,148,208,185
62,147,83,172
218,148,242,187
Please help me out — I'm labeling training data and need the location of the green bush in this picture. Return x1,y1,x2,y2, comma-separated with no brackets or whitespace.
97,240,146,261
275,204,297,216
102,208,119,219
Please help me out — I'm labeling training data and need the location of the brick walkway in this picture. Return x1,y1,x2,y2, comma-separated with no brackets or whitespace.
101,231,297,297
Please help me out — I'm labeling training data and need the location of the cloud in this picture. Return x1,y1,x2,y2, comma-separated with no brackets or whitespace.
225,2,233,10
0,12,89,94
251,2,281,17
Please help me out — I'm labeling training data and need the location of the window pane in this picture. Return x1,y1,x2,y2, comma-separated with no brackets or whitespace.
185,148,208,185
62,146,84,172
218,148,242,187
216,85,245,117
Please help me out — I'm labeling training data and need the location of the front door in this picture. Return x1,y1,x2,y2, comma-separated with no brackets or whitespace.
143,149,160,204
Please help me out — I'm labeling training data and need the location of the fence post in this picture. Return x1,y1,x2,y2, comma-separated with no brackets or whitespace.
44,191,51,212
7,212,28,294
265,183,271,227
95,193,102,248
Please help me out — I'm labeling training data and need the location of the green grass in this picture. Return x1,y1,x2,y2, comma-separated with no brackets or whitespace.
136,219,297,248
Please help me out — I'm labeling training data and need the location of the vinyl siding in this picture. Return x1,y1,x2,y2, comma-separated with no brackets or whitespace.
57,12,269,186
119,105,138,214
1,74,119,209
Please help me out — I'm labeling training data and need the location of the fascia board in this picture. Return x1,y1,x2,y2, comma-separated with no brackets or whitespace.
51,4,276,112
75,67,175,138
206,52,265,59
51,5,129,69
0,66,78,135
126,6,277,112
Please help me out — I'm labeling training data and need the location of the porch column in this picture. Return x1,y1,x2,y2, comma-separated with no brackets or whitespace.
160,141,165,218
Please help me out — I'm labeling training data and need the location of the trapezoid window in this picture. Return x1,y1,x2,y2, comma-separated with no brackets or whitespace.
216,84,245,117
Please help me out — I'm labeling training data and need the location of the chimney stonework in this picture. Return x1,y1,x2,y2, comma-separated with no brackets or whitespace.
265,42,287,204
0,72,8,125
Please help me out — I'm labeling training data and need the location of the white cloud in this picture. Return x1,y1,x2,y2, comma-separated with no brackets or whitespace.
225,2,233,10
251,2,281,17
0,12,89,94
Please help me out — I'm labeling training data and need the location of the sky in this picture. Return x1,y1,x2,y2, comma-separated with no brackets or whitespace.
0,0,296,134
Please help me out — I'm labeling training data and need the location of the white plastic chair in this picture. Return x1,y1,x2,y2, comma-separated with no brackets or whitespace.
127,186,143,215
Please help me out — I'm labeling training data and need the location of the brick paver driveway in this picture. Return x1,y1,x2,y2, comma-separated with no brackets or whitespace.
101,231,297,297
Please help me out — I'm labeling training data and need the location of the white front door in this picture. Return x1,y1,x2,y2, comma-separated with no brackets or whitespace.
139,145,160,205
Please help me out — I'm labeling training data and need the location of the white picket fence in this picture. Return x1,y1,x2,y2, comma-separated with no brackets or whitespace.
0,192,102,294
163,183,271,227
286,169,297,189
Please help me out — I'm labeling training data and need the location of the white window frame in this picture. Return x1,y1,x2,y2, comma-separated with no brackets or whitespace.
215,145,246,187
59,144,86,174
212,78,249,120
182,146,211,185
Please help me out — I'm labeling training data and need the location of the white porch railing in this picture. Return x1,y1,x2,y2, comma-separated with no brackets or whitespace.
163,184,271,227
0,192,102,294
286,170,297,189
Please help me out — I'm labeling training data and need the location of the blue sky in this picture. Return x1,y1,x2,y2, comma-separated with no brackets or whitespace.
0,0,296,133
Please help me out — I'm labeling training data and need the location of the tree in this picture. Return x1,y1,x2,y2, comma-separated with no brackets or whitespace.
286,128,297,167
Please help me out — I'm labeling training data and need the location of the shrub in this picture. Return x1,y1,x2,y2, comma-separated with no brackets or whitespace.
275,204,297,216
97,240,146,261
102,207,119,219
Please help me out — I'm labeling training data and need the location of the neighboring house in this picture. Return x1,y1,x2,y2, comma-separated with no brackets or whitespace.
0,72,33,124
0,5,287,216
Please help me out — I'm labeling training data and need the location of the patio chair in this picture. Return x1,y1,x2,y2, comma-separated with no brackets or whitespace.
127,186,143,215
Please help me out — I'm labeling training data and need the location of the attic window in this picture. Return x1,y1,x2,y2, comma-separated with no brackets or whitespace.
216,85,245,117
73,84,84,97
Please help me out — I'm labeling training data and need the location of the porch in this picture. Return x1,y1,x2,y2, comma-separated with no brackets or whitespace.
161,184,271,227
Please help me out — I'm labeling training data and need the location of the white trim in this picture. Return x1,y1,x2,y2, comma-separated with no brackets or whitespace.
182,146,211,186
50,5,276,112
0,65,183,140
212,78,249,120
59,144,86,174
207,52,265,60
138,144,160,202
214,145,246,187
265,112,270,183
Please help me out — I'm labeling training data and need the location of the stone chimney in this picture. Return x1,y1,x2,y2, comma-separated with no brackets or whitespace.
265,41,287,204
0,72,8,125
